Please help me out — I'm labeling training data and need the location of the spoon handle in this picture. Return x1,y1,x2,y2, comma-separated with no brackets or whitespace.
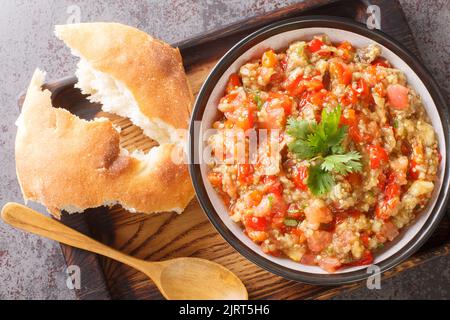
1,203,147,273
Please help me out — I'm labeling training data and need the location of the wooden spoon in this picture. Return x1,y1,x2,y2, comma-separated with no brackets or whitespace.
1,203,248,300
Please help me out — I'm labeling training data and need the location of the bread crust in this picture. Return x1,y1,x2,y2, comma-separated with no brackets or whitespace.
55,22,193,131
16,70,194,217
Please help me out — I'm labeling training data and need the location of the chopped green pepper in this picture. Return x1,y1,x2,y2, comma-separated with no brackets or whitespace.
284,219,299,227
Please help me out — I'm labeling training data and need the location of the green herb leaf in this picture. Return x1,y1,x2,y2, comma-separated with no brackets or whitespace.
286,118,317,140
287,105,347,158
287,105,363,195
284,219,299,227
288,139,318,159
253,91,264,110
307,165,335,196
321,105,341,137
321,151,363,175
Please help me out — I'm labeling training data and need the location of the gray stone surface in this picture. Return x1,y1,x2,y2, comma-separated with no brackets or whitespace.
0,0,448,300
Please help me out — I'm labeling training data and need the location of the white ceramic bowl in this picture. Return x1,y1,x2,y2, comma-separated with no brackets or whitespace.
189,17,450,284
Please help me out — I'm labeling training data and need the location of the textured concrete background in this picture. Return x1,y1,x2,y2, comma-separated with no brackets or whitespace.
0,0,448,300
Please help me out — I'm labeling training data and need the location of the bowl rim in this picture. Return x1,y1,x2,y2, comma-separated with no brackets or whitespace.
189,16,450,285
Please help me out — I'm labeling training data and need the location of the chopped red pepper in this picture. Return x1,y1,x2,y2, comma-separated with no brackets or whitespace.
244,215,268,231
238,164,254,185
263,176,283,196
292,166,309,191
225,73,241,94
368,145,389,169
372,57,390,68
308,38,324,53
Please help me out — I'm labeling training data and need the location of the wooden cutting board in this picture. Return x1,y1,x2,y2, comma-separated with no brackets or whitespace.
23,0,449,300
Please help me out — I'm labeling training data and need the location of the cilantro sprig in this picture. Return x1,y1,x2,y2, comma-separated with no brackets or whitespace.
287,105,362,195
321,152,363,175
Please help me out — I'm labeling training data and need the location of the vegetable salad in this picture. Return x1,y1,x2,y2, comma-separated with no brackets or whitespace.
207,34,440,272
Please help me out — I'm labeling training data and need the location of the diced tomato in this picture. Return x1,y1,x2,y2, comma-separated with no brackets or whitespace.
340,87,357,106
307,230,333,253
241,106,256,130
285,75,306,97
222,93,257,131
349,125,366,143
319,257,342,273
267,92,293,116
262,176,283,196
340,108,357,126
208,172,222,188
385,179,401,199
368,145,389,169
376,198,397,220
225,105,256,130
329,60,352,85
353,79,370,98
308,38,324,53
342,70,353,86
372,57,390,68
376,175,401,220
305,201,333,225
225,73,241,94
292,165,309,191
387,84,409,110
244,215,268,231
308,90,326,107
346,113,373,143
219,92,239,110
301,253,317,266
258,106,286,130
262,50,278,68
378,220,399,242
238,164,254,185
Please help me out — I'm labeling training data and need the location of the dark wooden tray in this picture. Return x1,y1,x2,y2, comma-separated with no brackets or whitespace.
21,0,450,300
